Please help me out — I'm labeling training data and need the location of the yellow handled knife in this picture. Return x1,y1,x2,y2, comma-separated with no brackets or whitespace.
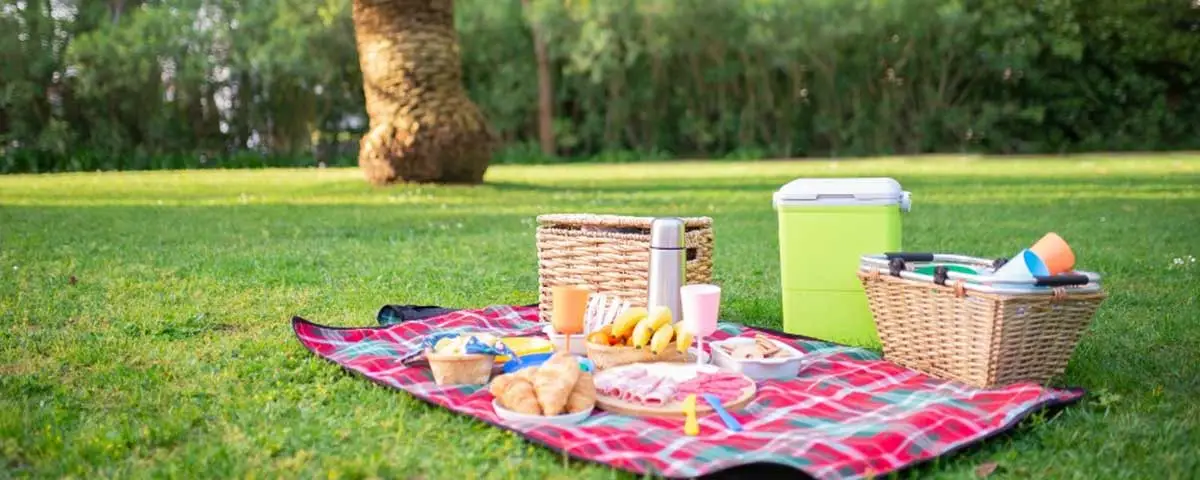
682,394,699,436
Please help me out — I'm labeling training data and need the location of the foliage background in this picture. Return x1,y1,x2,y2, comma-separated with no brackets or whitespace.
3,0,1200,173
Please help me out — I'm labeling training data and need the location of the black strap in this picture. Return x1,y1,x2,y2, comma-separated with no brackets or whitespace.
377,304,537,325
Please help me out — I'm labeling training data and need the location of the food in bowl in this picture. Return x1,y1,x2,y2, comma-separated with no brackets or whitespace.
422,332,512,386
710,335,806,381
584,306,694,353
431,332,501,355
718,334,794,360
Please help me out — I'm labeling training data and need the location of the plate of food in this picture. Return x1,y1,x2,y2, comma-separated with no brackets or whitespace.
592,362,756,418
489,352,596,425
710,334,806,381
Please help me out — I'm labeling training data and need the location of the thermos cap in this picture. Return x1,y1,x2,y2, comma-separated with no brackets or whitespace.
649,217,686,249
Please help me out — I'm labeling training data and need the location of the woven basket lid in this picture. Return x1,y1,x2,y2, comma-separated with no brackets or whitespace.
536,213,712,230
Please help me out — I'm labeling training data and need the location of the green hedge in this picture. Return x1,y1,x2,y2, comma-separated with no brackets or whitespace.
2,0,1199,173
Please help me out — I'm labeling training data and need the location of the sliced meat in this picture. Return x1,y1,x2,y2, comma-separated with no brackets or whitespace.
596,366,652,399
634,378,678,405
672,372,751,403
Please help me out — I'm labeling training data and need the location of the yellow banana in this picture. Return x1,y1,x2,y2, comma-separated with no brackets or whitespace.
631,317,654,348
645,306,673,331
631,306,672,348
674,322,694,353
610,307,648,338
633,307,672,348
649,322,675,354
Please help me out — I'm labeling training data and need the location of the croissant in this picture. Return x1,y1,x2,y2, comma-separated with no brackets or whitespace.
497,376,541,415
565,371,596,413
489,373,516,398
515,365,538,382
533,352,580,416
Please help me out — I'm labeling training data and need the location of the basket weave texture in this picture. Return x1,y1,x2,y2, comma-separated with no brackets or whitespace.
858,270,1106,388
425,350,495,385
535,214,714,322
585,341,688,370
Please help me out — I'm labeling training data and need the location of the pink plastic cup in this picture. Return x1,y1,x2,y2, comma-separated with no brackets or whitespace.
680,284,721,365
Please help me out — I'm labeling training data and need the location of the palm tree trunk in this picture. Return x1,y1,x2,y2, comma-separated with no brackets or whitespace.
352,0,496,185
523,0,556,156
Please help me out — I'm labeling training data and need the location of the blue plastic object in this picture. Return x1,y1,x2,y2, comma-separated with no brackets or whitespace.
421,332,514,358
701,394,743,432
502,353,593,374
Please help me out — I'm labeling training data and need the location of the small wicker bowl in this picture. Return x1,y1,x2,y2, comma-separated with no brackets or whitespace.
426,350,496,385
585,341,691,370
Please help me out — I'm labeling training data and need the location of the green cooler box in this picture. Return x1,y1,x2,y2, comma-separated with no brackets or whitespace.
773,177,911,346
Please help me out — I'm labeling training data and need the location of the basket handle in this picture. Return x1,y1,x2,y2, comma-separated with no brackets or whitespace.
883,252,934,262
1033,274,1091,287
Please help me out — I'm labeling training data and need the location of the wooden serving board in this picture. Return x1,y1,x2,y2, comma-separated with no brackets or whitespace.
593,363,757,418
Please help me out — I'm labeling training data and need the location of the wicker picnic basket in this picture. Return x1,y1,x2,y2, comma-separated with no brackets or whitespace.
535,214,714,322
857,253,1107,388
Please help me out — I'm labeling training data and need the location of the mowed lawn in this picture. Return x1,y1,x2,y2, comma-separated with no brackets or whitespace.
1,155,1198,479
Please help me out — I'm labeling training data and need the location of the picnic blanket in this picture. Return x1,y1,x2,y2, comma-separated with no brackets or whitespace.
292,304,1085,479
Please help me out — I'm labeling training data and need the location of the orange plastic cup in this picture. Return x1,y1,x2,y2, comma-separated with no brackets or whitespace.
551,284,590,335
1030,232,1075,275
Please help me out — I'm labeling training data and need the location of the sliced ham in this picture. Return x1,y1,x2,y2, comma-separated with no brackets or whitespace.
672,372,751,403
596,366,685,406
596,365,653,399
628,377,678,406
598,366,753,407
617,375,654,402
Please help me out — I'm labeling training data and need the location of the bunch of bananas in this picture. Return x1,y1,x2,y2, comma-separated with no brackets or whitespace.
585,306,694,355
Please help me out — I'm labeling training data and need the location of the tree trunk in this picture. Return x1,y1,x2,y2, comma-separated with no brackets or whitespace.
524,0,555,156
351,0,496,185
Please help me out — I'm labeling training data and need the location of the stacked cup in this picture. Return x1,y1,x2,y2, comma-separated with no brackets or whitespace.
991,233,1076,282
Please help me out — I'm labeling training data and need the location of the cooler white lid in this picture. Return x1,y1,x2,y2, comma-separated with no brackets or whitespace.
773,177,911,210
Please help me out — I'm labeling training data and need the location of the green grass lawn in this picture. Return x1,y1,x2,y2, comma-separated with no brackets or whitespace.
2,154,1198,479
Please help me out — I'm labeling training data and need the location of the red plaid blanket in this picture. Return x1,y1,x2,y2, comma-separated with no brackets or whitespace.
292,305,1083,479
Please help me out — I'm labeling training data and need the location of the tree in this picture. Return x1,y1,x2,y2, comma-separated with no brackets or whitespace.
523,0,556,157
351,0,496,185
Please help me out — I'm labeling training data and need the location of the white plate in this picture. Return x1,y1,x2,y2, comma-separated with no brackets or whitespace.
709,337,806,381
492,399,593,426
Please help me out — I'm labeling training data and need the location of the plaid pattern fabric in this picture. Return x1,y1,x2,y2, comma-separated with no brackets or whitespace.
293,305,1084,479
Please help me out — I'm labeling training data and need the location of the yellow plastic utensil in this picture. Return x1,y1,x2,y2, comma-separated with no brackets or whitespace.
682,394,699,436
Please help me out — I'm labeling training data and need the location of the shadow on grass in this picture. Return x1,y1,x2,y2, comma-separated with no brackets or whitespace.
483,173,1200,196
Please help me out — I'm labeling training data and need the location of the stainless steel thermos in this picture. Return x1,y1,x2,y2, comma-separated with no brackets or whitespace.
647,217,686,320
